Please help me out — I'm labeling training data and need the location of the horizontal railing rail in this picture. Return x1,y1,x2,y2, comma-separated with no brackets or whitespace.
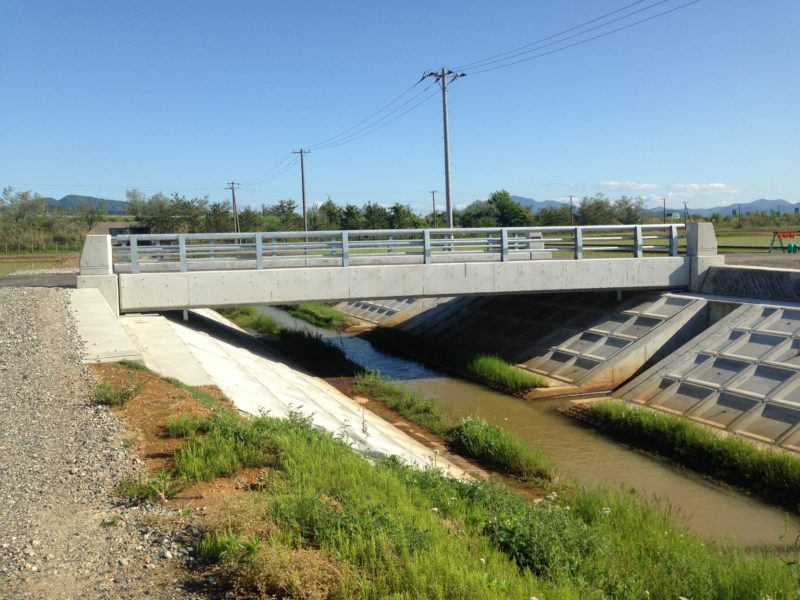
111,224,685,274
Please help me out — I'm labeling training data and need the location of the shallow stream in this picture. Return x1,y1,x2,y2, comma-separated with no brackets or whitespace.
258,305,800,547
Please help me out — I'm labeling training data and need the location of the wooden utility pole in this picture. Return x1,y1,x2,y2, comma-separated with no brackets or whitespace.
226,181,240,232
293,149,310,231
430,190,437,228
421,69,465,228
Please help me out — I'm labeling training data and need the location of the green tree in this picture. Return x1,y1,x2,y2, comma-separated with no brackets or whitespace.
341,204,365,230
457,200,496,227
489,190,534,227
536,205,572,226
362,202,390,229
613,196,646,224
577,194,616,225
389,203,424,229
205,202,233,232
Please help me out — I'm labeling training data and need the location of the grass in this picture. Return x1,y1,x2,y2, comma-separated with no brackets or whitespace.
448,415,554,482
103,368,800,598
116,471,183,502
353,370,450,435
166,413,212,437
93,379,143,407
174,414,278,481
364,327,546,392
466,354,547,391
163,376,230,414
354,371,554,482
217,305,282,337
195,411,800,599
283,303,353,330
588,400,800,512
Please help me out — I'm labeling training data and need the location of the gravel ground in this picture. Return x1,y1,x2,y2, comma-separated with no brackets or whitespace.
0,287,204,599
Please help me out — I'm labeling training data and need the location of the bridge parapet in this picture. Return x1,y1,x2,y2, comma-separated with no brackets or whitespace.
108,224,684,274
78,224,716,315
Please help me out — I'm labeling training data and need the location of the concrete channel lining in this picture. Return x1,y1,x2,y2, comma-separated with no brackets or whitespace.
616,302,800,452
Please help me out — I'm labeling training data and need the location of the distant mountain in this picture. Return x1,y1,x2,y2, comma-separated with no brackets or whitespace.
44,194,128,214
511,195,567,212
649,199,797,217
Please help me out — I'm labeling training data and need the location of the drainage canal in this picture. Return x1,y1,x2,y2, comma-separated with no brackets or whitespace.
257,305,800,547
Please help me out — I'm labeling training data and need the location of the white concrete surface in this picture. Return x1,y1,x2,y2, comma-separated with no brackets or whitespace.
115,256,692,313
69,288,141,363
120,315,212,386
69,290,462,473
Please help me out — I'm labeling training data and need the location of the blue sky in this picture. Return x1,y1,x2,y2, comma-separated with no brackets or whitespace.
1,0,797,212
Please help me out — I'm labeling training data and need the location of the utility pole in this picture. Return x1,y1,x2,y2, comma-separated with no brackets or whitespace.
225,181,240,232
663,197,667,224
683,201,689,223
293,149,310,231
421,68,465,228
430,190,437,228
569,195,574,225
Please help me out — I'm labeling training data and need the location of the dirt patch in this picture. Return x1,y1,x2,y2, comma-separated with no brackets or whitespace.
91,363,214,472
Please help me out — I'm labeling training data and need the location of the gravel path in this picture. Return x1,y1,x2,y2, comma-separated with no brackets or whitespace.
0,288,202,599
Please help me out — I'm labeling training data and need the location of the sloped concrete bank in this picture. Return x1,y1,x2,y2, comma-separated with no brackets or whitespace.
70,288,467,478
340,287,800,454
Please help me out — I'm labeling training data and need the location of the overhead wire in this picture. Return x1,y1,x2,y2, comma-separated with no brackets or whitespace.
467,0,702,76
454,0,655,71
312,82,440,151
307,80,423,150
458,0,673,72
240,151,295,186
240,156,300,189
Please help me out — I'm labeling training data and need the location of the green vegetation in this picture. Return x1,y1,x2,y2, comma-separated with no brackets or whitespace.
354,372,554,482
166,414,212,438
283,303,352,330
217,305,282,337
448,415,554,481
365,327,545,392
353,371,449,435
93,379,142,407
116,471,182,502
466,354,547,391
195,411,800,599
588,400,800,512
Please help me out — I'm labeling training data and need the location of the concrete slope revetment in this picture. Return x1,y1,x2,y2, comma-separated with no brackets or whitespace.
390,291,709,395
616,302,800,452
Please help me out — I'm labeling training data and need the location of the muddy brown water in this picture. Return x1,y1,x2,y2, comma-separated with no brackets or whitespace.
257,306,800,547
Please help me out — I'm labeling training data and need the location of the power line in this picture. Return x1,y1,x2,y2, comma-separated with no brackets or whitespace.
455,0,656,71
468,0,702,76
459,0,672,73
307,81,423,150
240,152,295,186
312,82,439,151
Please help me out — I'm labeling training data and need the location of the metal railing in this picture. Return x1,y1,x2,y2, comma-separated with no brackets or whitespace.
111,224,684,274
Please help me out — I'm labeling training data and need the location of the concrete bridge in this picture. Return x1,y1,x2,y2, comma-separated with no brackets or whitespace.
77,223,723,315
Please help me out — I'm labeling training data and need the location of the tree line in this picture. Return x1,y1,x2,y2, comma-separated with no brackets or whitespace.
1,187,107,247
125,189,659,234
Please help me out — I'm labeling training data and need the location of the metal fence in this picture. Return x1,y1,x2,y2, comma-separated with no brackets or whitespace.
111,224,684,274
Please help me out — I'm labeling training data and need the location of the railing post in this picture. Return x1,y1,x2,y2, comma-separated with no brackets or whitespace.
423,229,431,264
500,228,509,262
130,237,139,274
271,238,277,257
178,234,187,272
574,227,583,260
669,225,678,256
255,233,264,269
388,234,393,254
633,225,643,258
341,231,349,267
